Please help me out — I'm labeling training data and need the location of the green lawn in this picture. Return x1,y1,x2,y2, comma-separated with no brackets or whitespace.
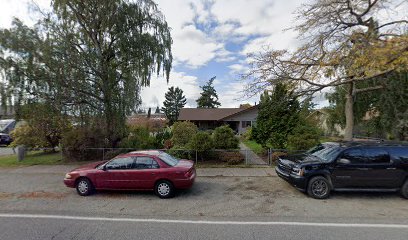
0,151,63,167
241,139,267,155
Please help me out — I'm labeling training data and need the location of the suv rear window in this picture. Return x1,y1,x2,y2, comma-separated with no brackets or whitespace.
387,147,408,162
363,148,390,164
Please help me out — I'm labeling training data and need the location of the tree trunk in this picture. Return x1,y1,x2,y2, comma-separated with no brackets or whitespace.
344,82,354,141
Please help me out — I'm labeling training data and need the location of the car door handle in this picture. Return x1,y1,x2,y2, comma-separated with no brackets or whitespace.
386,167,396,170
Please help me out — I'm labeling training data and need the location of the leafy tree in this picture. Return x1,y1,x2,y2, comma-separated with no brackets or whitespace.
243,0,408,140
196,76,221,108
327,71,408,140
171,121,197,147
0,0,173,147
161,86,187,124
252,83,301,149
11,103,70,149
212,125,239,149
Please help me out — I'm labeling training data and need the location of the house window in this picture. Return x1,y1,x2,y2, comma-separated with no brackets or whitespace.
241,121,252,128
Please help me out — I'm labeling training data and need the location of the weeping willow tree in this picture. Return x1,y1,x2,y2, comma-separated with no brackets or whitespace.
0,0,172,146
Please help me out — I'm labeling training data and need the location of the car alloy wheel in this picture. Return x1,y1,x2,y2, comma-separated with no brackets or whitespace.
307,176,331,199
76,178,93,196
155,180,174,199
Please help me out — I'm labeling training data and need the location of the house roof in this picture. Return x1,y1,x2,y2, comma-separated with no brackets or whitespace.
178,106,257,121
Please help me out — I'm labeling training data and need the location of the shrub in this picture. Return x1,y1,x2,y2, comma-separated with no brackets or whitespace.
241,126,252,141
271,151,288,163
287,124,321,151
188,131,213,152
213,125,239,149
119,126,156,149
188,131,214,160
10,124,49,148
153,127,172,149
171,121,198,147
218,151,244,165
61,127,107,161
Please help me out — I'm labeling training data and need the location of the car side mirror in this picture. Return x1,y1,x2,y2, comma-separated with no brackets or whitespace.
337,158,351,165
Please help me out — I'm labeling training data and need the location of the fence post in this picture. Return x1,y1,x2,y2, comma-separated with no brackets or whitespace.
195,150,198,165
245,149,248,165
102,148,105,161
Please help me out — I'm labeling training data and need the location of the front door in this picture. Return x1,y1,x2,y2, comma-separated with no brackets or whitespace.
332,148,371,188
97,157,136,189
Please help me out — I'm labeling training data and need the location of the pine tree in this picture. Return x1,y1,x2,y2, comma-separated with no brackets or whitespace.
196,77,221,108
161,87,187,125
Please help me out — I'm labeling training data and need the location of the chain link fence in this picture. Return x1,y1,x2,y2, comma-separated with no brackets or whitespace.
9,146,309,166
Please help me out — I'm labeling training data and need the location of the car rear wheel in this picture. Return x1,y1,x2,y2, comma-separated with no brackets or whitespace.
307,176,331,199
76,178,94,196
401,179,408,199
155,180,174,199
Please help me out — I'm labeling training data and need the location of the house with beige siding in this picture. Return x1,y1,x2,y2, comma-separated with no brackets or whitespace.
177,106,258,134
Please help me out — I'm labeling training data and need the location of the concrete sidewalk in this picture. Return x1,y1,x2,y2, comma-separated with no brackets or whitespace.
0,165,278,177
198,168,277,177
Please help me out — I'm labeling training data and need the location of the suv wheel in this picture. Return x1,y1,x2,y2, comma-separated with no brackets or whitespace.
155,180,174,199
307,176,331,199
401,180,408,199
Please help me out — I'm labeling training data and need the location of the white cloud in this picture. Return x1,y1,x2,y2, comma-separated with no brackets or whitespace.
141,71,201,109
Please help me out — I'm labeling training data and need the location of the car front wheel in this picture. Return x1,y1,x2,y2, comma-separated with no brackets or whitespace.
401,180,408,199
307,176,331,199
76,178,94,196
155,180,174,199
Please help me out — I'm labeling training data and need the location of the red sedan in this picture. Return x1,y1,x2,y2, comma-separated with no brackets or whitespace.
64,150,196,198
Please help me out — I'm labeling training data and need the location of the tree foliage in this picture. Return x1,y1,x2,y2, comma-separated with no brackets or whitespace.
161,86,187,125
196,76,221,108
11,103,70,148
327,71,408,140
252,83,302,149
0,0,173,146
243,0,408,140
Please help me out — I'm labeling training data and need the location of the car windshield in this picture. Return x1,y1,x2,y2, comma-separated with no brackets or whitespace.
158,152,179,167
0,120,13,132
310,145,343,162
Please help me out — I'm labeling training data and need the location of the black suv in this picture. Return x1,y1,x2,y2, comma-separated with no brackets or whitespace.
275,142,408,199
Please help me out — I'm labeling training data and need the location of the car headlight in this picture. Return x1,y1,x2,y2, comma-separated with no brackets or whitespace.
291,167,304,176
64,173,72,179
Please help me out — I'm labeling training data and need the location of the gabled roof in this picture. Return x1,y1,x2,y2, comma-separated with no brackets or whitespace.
178,106,257,121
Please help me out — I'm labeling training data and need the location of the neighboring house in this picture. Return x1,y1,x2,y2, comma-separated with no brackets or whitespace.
178,106,258,134
308,109,345,136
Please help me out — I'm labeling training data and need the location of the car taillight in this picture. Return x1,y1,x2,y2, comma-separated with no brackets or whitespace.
184,168,193,177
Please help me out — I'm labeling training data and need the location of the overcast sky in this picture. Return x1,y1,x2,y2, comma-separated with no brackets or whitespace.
0,0,322,109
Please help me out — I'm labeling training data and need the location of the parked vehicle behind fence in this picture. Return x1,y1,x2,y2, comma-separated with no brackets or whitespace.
275,142,408,199
64,150,196,198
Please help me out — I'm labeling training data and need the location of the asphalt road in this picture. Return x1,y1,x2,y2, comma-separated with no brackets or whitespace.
1,215,408,240
0,165,408,239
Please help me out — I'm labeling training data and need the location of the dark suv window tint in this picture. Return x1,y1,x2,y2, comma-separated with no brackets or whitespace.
105,157,134,170
342,148,365,164
387,147,408,162
135,157,159,169
364,148,390,164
